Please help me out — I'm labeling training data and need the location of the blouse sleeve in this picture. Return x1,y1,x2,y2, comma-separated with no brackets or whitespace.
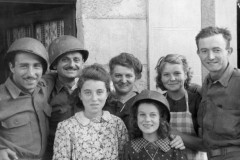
116,118,129,159
52,120,72,160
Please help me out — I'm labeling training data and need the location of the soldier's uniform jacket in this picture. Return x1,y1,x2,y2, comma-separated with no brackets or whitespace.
0,77,51,159
43,72,82,160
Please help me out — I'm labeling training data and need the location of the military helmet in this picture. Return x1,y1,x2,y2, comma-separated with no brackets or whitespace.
131,90,170,122
48,35,89,70
5,37,49,74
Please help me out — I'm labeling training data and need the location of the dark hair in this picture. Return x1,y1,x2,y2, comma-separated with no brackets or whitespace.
78,63,111,93
155,54,191,91
7,52,47,74
195,26,232,49
109,52,142,80
129,99,171,140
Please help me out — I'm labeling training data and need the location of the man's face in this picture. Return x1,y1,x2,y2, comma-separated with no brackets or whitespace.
9,52,43,94
197,34,232,80
55,51,84,80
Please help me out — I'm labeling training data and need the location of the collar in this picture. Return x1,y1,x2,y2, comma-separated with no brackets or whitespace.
55,77,79,93
5,77,40,99
206,64,233,87
75,111,112,126
131,137,171,153
55,77,65,93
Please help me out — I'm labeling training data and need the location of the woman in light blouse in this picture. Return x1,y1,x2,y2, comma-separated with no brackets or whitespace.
53,64,128,160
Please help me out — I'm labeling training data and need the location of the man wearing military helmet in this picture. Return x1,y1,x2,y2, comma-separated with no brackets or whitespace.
43,35,89,160
0,38,50,160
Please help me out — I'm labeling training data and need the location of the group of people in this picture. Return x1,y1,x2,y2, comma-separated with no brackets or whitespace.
0,26,239,160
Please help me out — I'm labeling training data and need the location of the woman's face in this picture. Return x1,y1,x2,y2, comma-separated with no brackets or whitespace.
137,103,160,138
79,80,108,118
111,65,136,95
161,63,186,92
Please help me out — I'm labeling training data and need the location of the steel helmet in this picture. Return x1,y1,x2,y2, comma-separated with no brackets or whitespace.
5,37,49,74
131,90,170,122
48,35,89,70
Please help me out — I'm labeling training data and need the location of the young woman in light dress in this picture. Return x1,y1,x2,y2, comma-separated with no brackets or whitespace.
53,64,128,160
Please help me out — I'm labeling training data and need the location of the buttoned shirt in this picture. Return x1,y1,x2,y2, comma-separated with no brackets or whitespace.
103,91,138,130
198,64,240,148
0,77,51,159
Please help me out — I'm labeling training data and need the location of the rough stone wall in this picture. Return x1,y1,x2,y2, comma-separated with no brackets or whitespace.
76,0,148,91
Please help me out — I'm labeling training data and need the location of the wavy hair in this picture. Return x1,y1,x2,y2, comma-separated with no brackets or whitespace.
195,26,232,49
155,54,192,91
109,52,142,80
129,99,171,140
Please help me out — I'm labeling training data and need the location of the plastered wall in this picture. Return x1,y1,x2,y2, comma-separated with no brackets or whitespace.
148,0,202,91
76,0,148,91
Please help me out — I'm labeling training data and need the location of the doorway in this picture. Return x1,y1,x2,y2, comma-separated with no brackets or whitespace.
0,0,76,83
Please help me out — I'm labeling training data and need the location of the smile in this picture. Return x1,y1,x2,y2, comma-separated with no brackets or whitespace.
65,69,77,71
143,124,152,127
24,78,36,82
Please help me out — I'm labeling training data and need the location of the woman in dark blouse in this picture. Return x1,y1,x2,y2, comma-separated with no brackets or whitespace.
103,52,142,130
122,90,188,160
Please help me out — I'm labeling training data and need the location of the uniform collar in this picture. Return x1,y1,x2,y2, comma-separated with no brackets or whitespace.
55,77,65,93
5,77,40,99
55,77,79,93
75,111,112,126
206,64,233,87
131,137,171,153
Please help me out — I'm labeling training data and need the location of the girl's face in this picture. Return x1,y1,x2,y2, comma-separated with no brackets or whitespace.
111,65,136,95
137,103,160,138
161,63,187,92
79,80,108,118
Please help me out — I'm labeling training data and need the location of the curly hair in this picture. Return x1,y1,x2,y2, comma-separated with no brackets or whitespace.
78,63,111,92
195,26,232,49
109,52,142,80
129,99,171,140
155,54,192,91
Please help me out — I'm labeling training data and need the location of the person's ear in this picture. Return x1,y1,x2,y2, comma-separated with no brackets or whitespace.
53,64,57,70
9,62,14,73
227,47,233,56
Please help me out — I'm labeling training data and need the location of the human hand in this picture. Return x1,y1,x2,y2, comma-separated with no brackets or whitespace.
0,149,18,160
169,134,185,150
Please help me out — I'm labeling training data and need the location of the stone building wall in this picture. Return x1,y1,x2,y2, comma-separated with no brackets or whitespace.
76,0,148,91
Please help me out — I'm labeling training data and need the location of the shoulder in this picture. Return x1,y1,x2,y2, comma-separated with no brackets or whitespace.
42,72,58,80
0,83,7,94
188,91,201,101
227,68,240,87
232,68,240,75
0,84,10,100
123,141,132,147
57,116,77,129
42,72,58,85
110,114,125,125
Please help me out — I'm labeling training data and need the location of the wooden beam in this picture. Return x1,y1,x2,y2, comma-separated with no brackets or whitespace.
0,0,76,4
